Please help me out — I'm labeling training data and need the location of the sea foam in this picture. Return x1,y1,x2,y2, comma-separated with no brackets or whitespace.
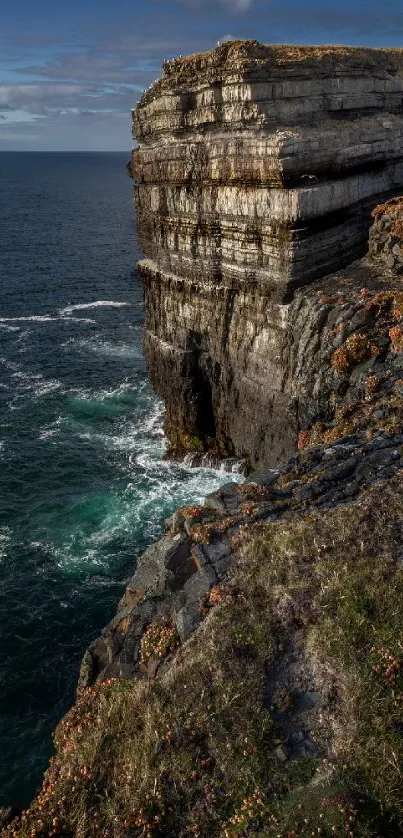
59,301,131,316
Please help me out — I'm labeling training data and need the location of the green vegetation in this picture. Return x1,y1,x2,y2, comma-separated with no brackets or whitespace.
237,475,403,835
139,621,179,666
4,474,402,837
166,429,205,458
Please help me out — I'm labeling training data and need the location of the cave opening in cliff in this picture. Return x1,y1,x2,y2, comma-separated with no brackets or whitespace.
194,369,216,441
188,332,217,443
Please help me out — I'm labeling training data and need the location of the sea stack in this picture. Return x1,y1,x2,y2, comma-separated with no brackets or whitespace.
132,41,403,467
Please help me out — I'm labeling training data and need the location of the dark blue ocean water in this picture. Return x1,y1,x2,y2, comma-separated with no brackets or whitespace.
0,152,236,808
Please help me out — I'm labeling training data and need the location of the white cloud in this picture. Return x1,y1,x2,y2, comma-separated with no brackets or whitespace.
0,108,42,124
179,0,254,10
223,0,254,9
0,83,90,108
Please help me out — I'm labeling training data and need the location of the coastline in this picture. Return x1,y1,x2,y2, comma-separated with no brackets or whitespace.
2,41,403,836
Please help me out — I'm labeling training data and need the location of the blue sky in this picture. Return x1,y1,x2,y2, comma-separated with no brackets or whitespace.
1,0,402,151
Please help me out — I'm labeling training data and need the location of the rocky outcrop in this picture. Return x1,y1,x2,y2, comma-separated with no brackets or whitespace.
369,195,403,271
133,41,403,467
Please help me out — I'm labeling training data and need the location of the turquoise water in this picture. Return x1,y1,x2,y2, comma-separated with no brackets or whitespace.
0,152,237,807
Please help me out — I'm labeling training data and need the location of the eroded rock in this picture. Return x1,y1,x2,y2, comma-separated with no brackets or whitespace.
132,40,403,467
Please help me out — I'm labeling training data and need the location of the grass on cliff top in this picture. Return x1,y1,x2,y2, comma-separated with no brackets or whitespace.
140,41,403,107
5,475,403,838
162,40,403,71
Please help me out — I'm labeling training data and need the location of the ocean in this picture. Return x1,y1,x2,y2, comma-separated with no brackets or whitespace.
0,152,237,808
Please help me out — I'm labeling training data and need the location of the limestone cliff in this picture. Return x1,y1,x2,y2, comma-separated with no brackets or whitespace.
78,213,403,687
133,40,403,466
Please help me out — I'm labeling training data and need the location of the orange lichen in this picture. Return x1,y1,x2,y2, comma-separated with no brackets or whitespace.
320,422,355,444
371,196,403,240
204,585,233,609
371,195,403,218
331,333,379,374
393,217,403,239
298,430,312,450
365,375,381,395
178,504,204,520
389,325,403,352
331,346,351,374
139,621,178,665
393,293,403,320
318,293,343,305
365,290,403,320
222,788,265,837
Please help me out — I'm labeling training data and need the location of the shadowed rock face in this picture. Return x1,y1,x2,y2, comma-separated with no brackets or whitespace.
132,40,403,467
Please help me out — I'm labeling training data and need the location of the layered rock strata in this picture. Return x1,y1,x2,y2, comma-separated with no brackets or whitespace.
80,239,403,688
133,41,403,466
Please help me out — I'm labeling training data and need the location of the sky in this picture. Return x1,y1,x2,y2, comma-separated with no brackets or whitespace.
0,0,402,151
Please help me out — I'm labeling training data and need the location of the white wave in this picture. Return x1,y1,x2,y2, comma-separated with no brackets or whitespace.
73,417,162,453
42,441,241,573
9,370,63,399
39,470,242,575
0,526,12,559
74,401,166,458
1,359,19,371
0,314,96,326
67,317,98,325
74,338,143,361
34,379,64,397
11,370,42,388
121,403,165,446
71,381,136,403
0,315,60,323
59,300,131,316
0,324,20,332
38,422,61,440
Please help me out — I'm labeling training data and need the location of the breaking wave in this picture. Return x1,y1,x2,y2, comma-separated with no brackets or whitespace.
59,300,131,315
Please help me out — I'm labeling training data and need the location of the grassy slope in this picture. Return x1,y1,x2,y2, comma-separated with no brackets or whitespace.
4,474,403,838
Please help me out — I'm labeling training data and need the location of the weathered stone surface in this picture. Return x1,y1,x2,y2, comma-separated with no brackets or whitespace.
369,196,403,273
175,604,201,642
133,40,403,467
80,43,403,694
79,364,403,689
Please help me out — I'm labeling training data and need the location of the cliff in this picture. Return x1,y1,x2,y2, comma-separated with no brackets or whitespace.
133,40,403,466
2,44,403,838
77,212,403,687
4,199,403,838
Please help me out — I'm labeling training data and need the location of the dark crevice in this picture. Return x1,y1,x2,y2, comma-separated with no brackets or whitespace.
188,331,217,440
284,157,390,188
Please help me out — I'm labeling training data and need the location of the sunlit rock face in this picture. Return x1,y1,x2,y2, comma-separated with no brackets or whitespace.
132,40,403,467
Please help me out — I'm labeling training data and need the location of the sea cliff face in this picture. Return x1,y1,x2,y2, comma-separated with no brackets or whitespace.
3,44,403,838
132,40,403,466
78,212,403,688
